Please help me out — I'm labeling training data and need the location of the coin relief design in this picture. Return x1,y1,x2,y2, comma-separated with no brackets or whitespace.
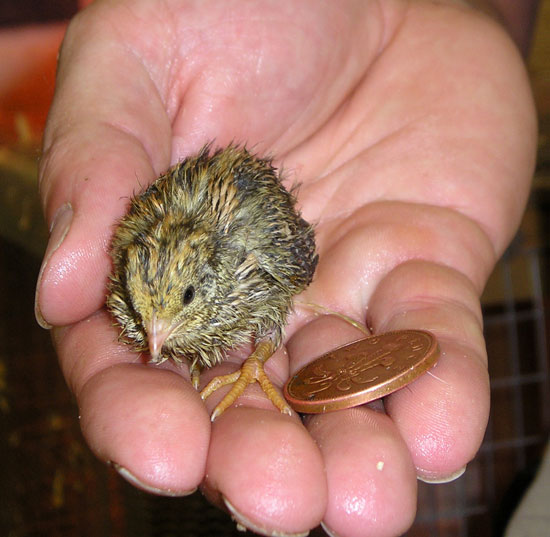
304,331,433,394
284,330,439,413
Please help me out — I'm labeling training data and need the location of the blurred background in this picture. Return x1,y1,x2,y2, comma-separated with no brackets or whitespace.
0,1,549,536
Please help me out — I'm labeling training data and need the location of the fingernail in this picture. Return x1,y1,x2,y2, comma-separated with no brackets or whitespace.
35,203,73,329
222,495,310,537
320,522,341,537
417,465,467,484
110,462,197,497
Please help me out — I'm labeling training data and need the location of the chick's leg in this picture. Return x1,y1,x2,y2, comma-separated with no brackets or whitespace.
200,340,292,421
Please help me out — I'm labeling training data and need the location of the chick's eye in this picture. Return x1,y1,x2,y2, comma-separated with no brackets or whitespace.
182,285,195,305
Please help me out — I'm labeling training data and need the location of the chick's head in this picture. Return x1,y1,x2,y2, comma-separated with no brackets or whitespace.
124,221,219,362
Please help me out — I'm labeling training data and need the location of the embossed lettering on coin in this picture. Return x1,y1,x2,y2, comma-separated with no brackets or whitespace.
284,330,439,413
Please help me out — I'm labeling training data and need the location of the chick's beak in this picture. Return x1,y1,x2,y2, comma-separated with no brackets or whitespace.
147,313,175,361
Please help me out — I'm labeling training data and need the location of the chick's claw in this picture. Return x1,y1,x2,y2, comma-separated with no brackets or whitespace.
200,340,292,421
189,361,201,390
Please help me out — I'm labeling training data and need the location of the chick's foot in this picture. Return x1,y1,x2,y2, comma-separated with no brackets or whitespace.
200,340,292,421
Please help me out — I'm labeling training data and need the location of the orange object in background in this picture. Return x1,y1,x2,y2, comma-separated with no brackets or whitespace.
0,2,94,255
0,0,93,147
0,23,65,146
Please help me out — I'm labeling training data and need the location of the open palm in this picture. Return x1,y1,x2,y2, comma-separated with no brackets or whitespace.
36,1,536,536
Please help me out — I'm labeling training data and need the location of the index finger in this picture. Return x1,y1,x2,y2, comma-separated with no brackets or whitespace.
52,310,211,494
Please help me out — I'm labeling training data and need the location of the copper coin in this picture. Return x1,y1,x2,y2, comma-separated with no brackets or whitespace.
283,330,439,413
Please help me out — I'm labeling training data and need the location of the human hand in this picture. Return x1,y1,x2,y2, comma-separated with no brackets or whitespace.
36,1,536,536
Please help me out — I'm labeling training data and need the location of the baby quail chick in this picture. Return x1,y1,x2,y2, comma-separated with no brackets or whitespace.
107,145,318,419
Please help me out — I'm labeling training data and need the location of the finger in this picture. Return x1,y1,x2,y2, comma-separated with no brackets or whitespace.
368,260,490,480
309,409,417,537
305,202,495,309
198,346,326,535
203,407,327,536
53,311,211,494
36,3,173,328
287,316,418,537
